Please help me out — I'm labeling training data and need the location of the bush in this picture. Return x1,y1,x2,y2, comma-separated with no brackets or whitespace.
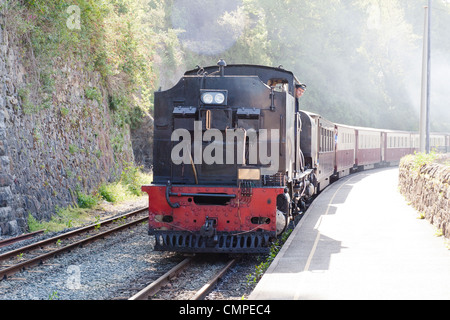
121,162,152,196
98,183,122,203
27,214,42,232
401,151,439,172
77,192,98,209
98,164,153,203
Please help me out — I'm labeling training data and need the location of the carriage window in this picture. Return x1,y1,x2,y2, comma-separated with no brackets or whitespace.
320,128,323,152
320,128,334,152
327,130,330,151
328,130,333,152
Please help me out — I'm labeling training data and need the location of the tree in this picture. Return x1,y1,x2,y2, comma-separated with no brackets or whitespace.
151,0,450,131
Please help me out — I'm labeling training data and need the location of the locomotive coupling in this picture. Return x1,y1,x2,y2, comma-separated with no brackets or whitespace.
200,217,218,241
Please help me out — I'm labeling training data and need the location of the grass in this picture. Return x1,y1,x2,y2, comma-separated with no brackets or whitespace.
28,165,152,233
417,212,426,220
27,206,90,233
435,229,444,237
246,228,293,285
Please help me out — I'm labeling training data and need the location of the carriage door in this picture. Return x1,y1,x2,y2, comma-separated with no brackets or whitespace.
381,132,386,162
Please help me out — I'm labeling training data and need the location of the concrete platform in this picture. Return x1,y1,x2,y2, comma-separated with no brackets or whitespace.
249,167,450,300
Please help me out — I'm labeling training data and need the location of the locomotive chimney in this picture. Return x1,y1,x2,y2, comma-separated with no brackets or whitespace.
217,59,227,77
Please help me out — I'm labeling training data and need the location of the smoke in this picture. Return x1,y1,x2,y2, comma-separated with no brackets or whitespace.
171,0,244,55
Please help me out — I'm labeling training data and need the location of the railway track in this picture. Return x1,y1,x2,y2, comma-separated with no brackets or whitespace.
0,230,45,249
129,256,237,300
0,207,148,280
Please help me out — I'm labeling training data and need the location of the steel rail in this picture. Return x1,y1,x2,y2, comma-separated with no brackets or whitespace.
0,207,148,262
0,207,148,280
128,258,193,300
0,230,45,248
190,258,236,300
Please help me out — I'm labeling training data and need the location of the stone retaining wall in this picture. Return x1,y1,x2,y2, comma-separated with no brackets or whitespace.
399,154,450,239
0,8,134,235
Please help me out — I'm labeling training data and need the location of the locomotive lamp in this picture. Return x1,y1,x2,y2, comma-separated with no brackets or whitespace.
214,92,226,104
201,93,214,104
200,90,228,105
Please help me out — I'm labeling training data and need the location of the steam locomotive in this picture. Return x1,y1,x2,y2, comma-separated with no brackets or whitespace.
141,61,450,254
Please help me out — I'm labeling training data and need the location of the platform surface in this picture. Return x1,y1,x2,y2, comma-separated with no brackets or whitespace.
249,167,450,300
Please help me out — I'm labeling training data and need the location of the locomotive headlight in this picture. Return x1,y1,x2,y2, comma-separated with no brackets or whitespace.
201,93,214,104
214,93,225,104
200,90,228,105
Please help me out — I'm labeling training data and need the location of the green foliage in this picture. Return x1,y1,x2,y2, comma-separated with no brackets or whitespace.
246,229,293,285
84,87,102,105
107,94,143,129
27,206,90,233
98,182,128,204
27,214,43,232
402,151,439,172
120,162,148,196
3,0,156,131
77,192,98,209
108,94,124,112
48,291,59,300
27,164,152,232
98,163,153,203
17,85,37,114
68,144,79,155
60,107,69,117
98,183,119,203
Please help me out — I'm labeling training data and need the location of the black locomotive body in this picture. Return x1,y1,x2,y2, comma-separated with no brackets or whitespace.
142,62,316,253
